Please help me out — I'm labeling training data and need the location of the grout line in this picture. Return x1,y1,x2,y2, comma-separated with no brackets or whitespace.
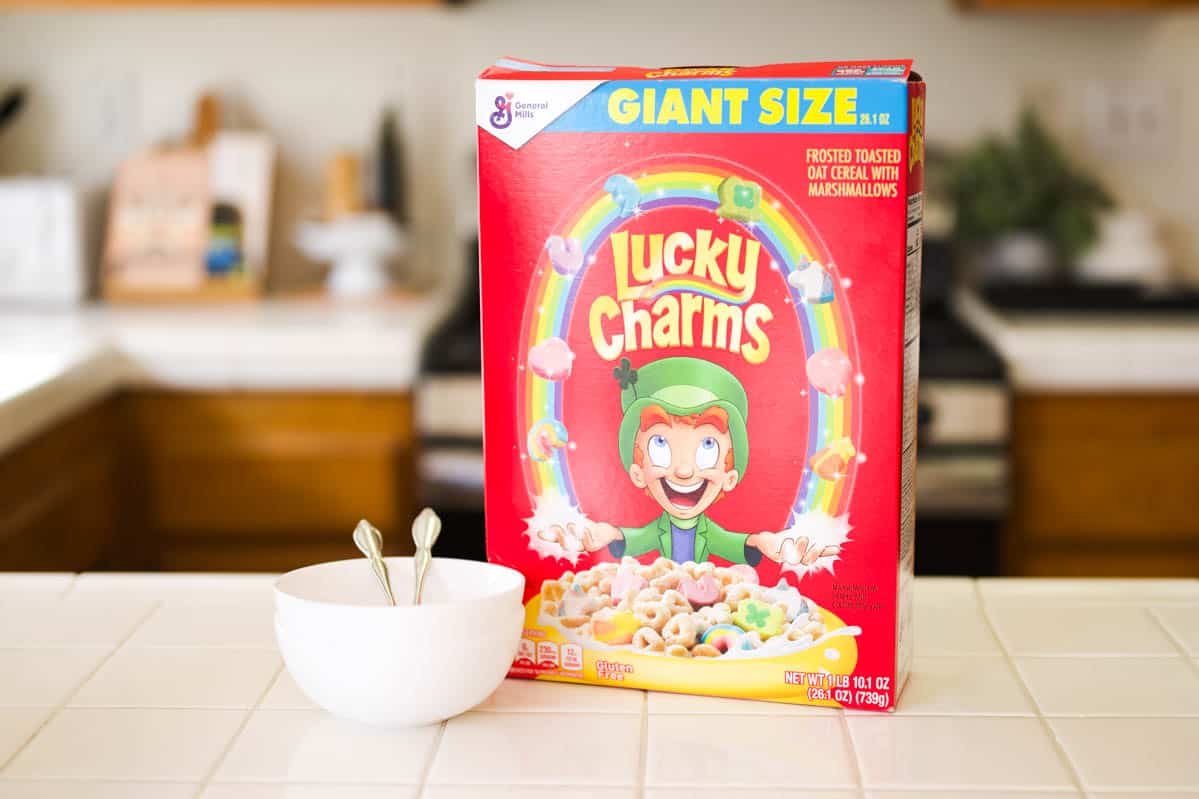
413,719,448,799
838,710,867,798
974,581,1088,797
190,658,285,799
635,690,648,798
1146,608,1199,677
0,599,162,775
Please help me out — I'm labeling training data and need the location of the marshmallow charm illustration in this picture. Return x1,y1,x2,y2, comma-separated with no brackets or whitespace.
604,174,639,217
806,347,852,398
716,176,762,223
787,257,835,303
528,337,575,381
545,235,584,276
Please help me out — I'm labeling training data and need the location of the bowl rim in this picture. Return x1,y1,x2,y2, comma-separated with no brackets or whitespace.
274,556,525,614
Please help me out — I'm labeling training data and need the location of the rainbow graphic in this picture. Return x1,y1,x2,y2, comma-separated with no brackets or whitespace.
518,158,861,525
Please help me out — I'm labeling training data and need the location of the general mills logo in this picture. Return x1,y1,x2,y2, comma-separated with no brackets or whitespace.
490,92,513,129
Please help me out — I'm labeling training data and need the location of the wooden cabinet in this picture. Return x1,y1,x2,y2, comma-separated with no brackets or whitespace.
1008,394,1199,576
0,390,417,573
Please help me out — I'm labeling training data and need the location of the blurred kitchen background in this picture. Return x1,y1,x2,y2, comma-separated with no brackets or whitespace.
0,0,1196,578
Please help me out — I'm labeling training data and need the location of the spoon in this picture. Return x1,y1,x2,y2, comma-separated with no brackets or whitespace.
352,519,396,607
411,507,442,606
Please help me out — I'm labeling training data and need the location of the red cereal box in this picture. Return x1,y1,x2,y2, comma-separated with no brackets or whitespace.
477,58,924,711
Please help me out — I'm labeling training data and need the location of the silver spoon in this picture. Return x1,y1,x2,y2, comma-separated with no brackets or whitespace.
411,507,442,606
353,519,396,606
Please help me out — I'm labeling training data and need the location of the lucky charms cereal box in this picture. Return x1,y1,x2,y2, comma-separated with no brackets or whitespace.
477,58,924,711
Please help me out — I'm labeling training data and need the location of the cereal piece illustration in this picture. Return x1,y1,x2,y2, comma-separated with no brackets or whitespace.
610,571,648,603
806,347,852,398
700,623,746,653
545,235,584,276
716,175,762,223
679,574,721,607
526,418,569,463
810,437,857,481
603,174,639,217
726,564,759,585
786,256,835,303
732,598,786,639
592,610,640,644
528,337,575,381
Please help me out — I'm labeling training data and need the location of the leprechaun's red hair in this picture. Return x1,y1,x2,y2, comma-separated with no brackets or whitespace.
632,404,735,473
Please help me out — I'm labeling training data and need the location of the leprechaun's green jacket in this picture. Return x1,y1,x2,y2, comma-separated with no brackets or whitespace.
614,511,757,565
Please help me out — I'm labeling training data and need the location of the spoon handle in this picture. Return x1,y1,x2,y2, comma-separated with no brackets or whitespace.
413,547,432,607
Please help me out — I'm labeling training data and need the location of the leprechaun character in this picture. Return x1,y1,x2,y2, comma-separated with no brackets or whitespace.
538,356,840,567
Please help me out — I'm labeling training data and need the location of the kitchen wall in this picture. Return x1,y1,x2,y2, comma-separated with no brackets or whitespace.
0,0,1195,295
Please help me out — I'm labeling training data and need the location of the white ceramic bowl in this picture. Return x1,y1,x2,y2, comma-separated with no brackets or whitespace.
274,557,525,728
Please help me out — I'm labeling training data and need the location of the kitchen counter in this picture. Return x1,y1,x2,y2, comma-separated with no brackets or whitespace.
0,574,1195,797
955,289,1199,392
0,299,442,456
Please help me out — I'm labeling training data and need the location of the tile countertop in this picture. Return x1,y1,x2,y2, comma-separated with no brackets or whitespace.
0,299,443,457
954,288,1199,392
0,575,1196,798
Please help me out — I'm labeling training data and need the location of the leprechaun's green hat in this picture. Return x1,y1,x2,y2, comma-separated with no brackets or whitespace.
614,356,749,477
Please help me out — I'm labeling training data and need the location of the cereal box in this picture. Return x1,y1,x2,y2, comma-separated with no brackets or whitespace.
476,58,923,711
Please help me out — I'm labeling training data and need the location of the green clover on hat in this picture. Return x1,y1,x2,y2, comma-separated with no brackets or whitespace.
615,356,750,478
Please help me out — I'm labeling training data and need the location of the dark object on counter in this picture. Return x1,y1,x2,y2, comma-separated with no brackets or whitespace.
0,86,27,134
421,236,481,374
982,281,1199,315
376,108,408,225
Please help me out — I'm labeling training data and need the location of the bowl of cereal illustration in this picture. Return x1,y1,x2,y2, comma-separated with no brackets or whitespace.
525,558,862,704
275,557,525,727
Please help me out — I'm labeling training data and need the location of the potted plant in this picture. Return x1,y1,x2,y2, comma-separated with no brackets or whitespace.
950,108,1112,282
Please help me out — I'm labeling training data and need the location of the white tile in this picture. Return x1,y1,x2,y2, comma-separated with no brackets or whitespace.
913,577,978,608
849,716,1074,790
652,787,858,791
70,573,277,604
429,712,639,786
0,782,198,798
854,656,1034,716
646,714,855,788
5,708,244,780
216,709,438,784
863,787,1079,791
988,605,1177,656
864,793,1079,798
980,579,1199,606
647,691,837,715
0,600,154,647
428,789,635,799
1153,606,1199,656
1017,656,1199,716
0,574,76,599
202,786,418,799
260,669,317,710
1052,718,1199,791
1088,794,1199,798
476,678,642,714
0,649,109,706
126,601,275,648
913,602,1002,656
0,707,51,766
71,647,280,709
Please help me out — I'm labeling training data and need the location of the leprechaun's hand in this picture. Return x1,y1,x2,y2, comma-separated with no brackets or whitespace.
535,523,586,555
750,531,841,566
581,522,622,552
748,531,786,563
